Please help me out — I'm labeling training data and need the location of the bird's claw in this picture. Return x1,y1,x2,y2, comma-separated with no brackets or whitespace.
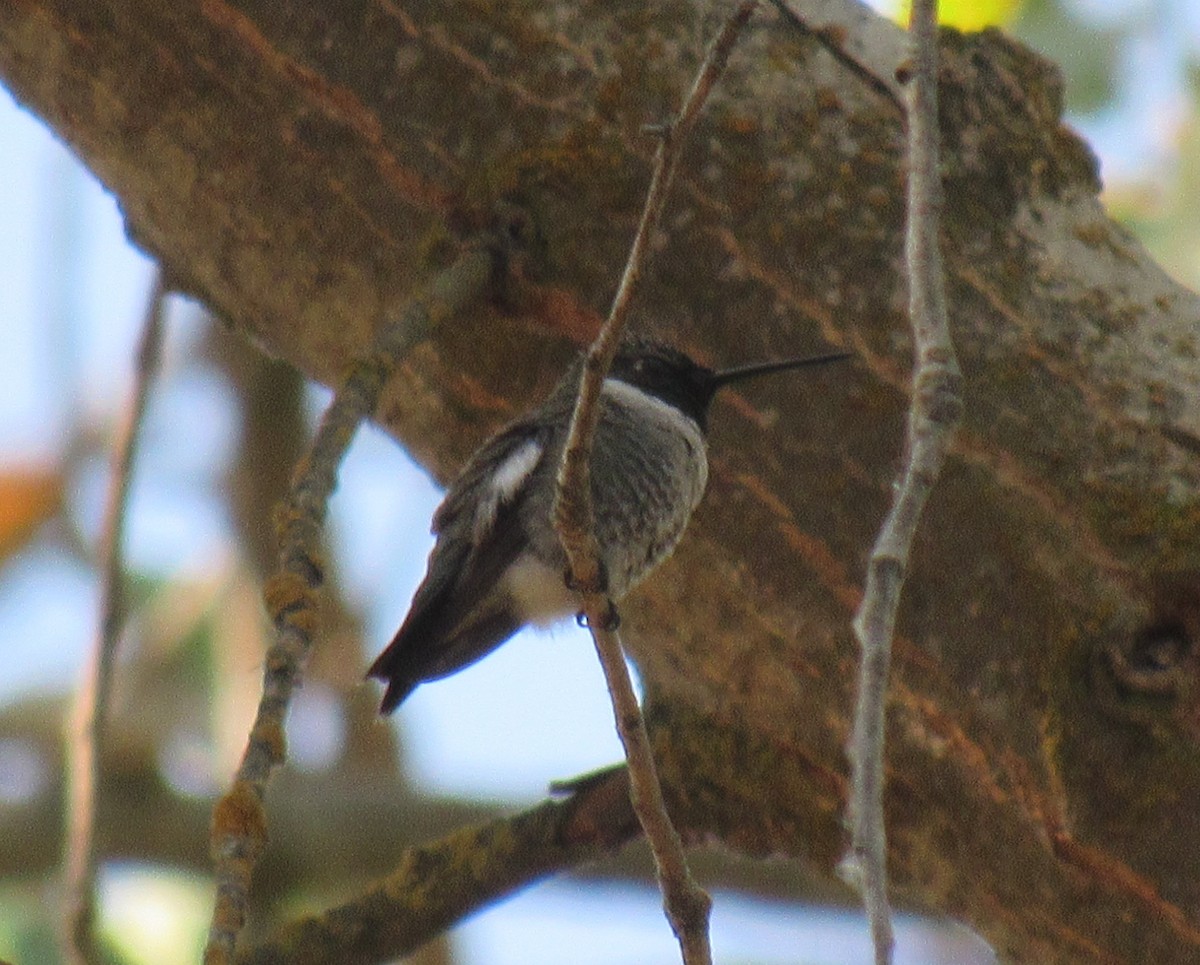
576,600,620,633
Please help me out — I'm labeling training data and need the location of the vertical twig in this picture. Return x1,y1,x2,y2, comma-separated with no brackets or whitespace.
204,237,510,964
63,271,168,965
553,4,758,963
587,625,713,963
842,2,961,964
555,0,759,585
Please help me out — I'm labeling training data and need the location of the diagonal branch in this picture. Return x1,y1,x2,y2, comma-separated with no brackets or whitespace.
552,4,758,963
63,271,168,965
554,0,761,591
767,0,907,110
585,624,715,962
842,2,961,964
235,766,637,965
203,226,521,964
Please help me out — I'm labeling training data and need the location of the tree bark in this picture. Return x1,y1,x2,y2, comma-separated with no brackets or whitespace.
5,1,1200,961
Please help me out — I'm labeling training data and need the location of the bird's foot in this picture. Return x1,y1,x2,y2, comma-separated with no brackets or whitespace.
576,599,620,632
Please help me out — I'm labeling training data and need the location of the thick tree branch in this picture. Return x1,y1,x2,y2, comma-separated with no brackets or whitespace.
7,2,1200,961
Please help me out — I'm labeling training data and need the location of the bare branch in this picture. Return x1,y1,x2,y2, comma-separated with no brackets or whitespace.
767,0,907,109
204,234,513,963
62,271,167,965
842,2,961,964
553,0,760,594
588,626,715,961
552,4,758,962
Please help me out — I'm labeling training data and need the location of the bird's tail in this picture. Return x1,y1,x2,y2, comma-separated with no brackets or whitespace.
367,608,523,713
367,642,422,713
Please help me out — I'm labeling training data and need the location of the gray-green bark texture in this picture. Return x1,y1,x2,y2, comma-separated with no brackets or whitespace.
5,1,1200,962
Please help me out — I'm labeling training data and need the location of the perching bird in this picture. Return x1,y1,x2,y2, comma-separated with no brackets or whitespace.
368,338,847,712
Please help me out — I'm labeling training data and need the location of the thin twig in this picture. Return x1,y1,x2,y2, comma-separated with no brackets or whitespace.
554,0,759,591
767,0,906,111
589,625,714,962
842,2,960,964
63,271,168,965
552,4,758,963
203,233,514,964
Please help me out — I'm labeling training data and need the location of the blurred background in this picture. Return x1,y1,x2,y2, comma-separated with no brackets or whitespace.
1,0,1197,962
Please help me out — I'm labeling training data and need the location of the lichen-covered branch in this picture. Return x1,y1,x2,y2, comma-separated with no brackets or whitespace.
204,236,512,963
236,767,638,965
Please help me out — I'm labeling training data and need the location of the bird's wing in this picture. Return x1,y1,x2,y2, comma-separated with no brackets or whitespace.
368,419,554,710
432,420,549,538
415,419,551,629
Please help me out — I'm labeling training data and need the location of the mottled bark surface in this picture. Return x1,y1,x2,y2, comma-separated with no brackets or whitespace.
6,1,1200,961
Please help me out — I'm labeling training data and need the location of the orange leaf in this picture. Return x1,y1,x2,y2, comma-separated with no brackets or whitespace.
0,466,63,563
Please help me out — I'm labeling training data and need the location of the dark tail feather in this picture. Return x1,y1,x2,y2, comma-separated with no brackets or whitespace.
367,641,421,713
368,609,523,714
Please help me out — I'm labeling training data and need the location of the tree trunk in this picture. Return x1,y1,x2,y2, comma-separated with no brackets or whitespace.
5,1,1200,961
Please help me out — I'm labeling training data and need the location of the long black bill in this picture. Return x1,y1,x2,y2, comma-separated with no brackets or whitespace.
711,351,851,389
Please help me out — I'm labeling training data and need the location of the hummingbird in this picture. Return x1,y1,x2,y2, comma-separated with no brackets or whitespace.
368,338,848,712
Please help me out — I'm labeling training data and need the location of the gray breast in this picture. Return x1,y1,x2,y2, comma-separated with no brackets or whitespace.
587,379,708,596
518,378,709,600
